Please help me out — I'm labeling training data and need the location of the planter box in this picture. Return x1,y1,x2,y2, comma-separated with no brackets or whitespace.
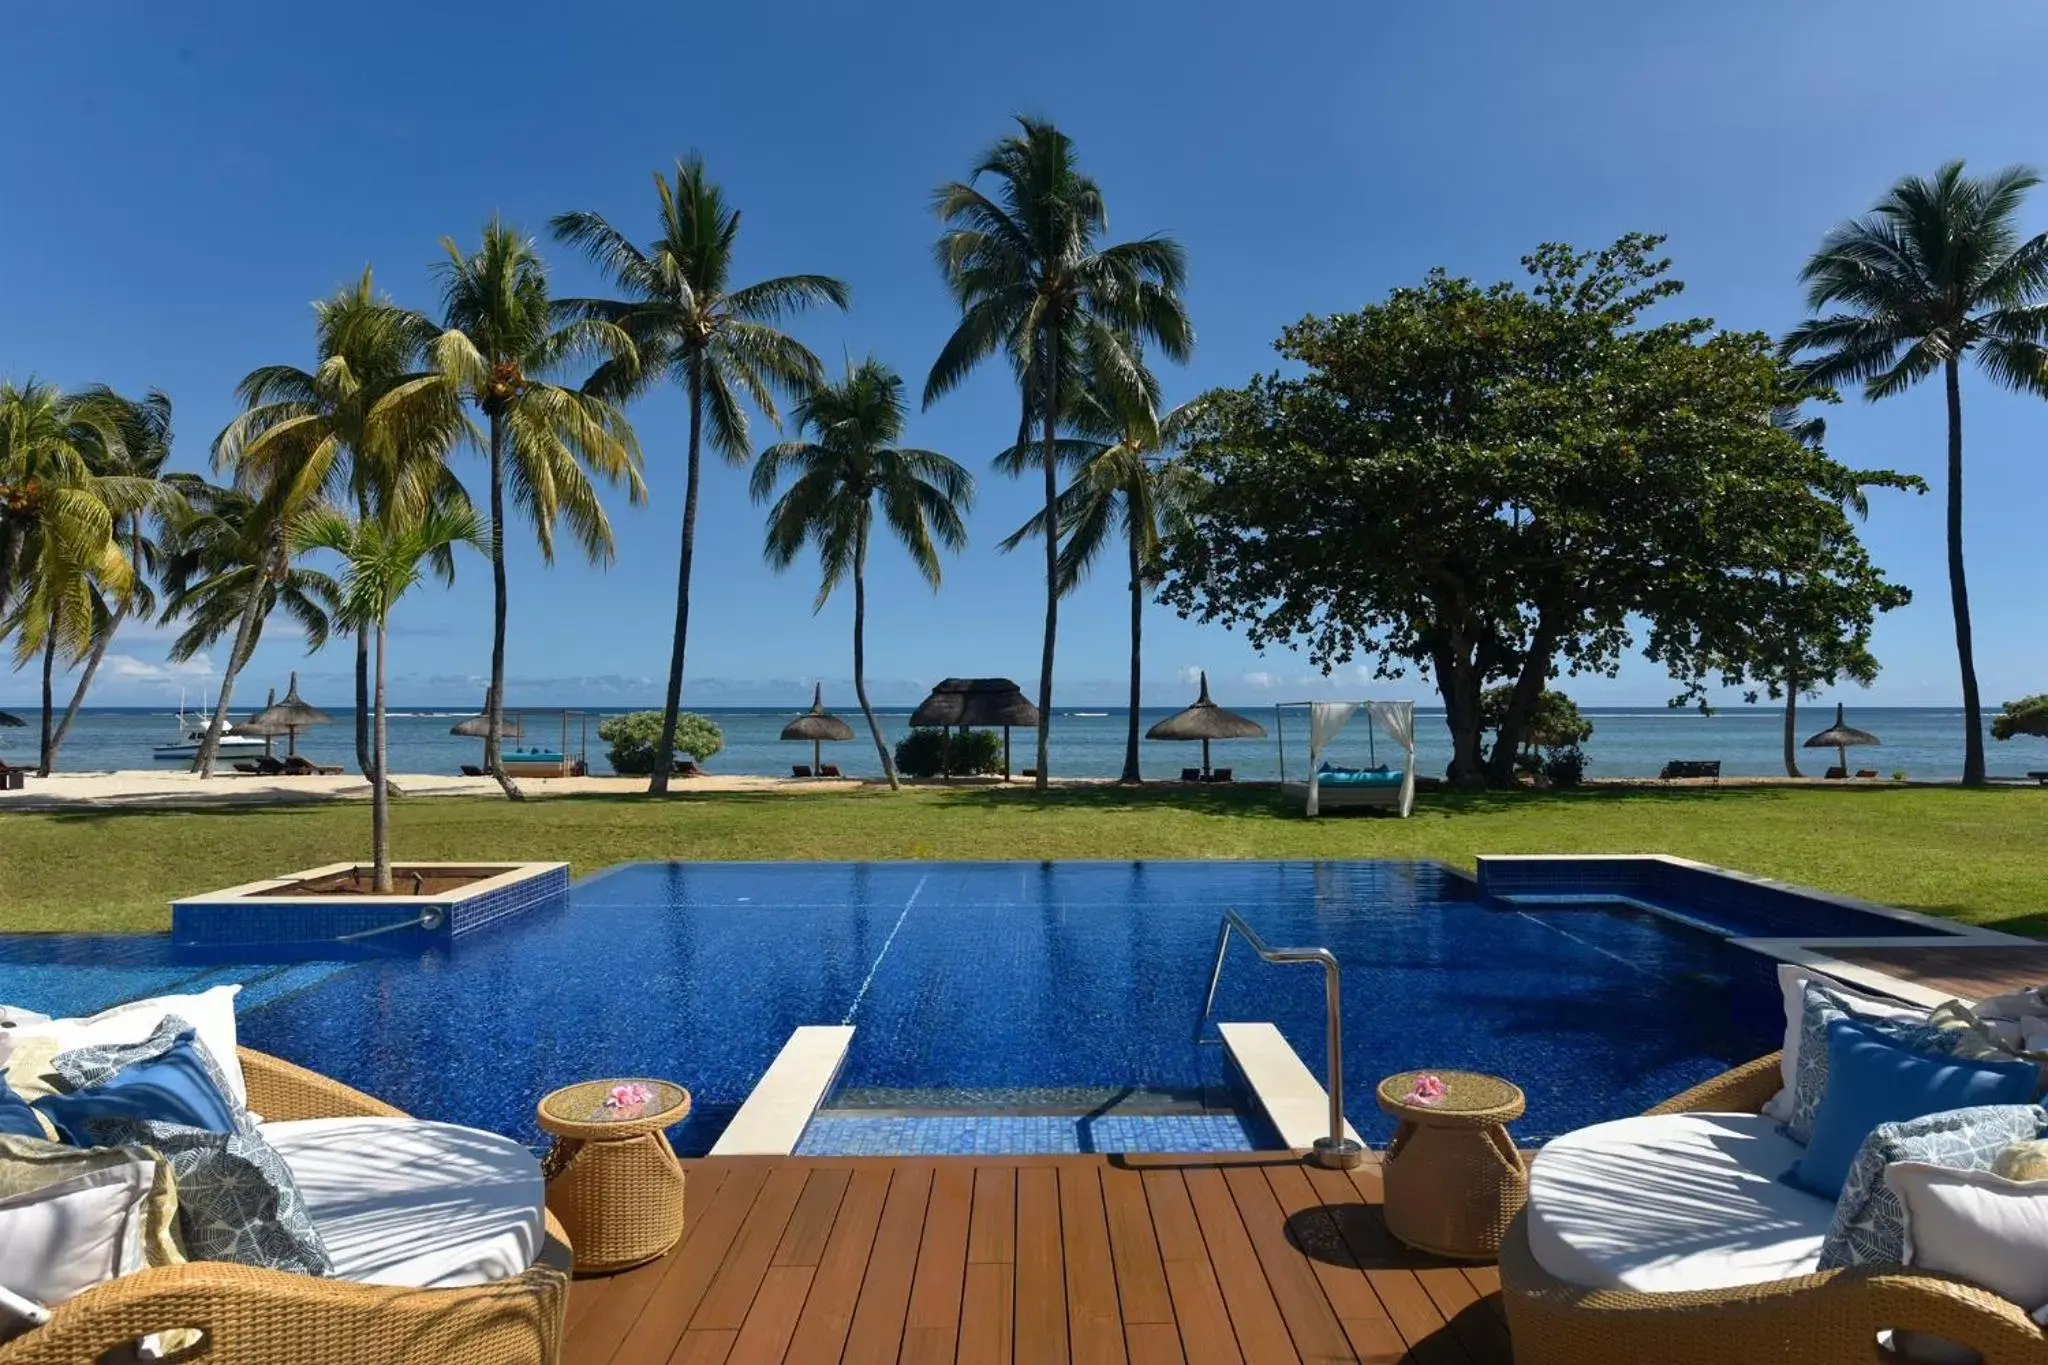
172,861,569,947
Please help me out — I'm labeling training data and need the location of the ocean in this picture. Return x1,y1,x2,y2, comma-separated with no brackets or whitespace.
3,703,2037,783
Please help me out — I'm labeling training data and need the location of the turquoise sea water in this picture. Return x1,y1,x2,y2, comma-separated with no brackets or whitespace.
5,703,2037,782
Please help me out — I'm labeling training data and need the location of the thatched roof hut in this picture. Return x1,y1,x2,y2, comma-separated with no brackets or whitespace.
781,683,854,772
908,678,1039,779
1147,671,1266,776
1804,702,1879,775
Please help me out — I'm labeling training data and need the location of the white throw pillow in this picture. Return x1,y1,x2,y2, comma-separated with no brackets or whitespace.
1762,963,1925,1122
1,986,245,1108
1888,1161,2048,1321
0,1159,156,1309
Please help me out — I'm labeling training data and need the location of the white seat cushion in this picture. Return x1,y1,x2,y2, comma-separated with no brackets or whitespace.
1527,1112,1834,1294
260,1118,543,1288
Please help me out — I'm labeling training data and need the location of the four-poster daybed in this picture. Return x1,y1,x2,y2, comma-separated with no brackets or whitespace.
1274,700,1417,816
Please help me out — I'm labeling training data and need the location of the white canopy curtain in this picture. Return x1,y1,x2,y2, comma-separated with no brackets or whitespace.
1274,699,1417,817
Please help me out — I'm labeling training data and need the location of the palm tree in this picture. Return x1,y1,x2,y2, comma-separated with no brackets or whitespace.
209,272,469,779
552,157,849,793
48,391,175,768
294,503,484,891
156,480,336,776
0,383,164,773
434,221,646,799
998,384,1204,783
1783,161,2048,786
926,117,1192,789
752,358,973,789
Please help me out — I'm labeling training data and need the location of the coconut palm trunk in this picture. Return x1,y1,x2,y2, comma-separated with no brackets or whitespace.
1782,667,1802,779
372,617,391,892
353,491,372,779
51,604,124,767
193,554,270,778
1033,355,1059,790
484,407,523,800
37,609,57,776
1123,530,1144,784
851,516,898,790
652,356,706,796
1943,358,1985,786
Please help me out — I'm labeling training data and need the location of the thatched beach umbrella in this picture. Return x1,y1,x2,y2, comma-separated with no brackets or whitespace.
909,677,1040,779
449,687,524,741
1147,670,1267,777
232,687,288,757
1804,702,1879,776
246,672,331,757
781,682,854,773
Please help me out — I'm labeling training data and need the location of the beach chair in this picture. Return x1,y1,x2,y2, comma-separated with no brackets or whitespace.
1210,768,1234,784
282,755,343,777
820,764,842,778
2031,771,2048,785
1658,759,1720,780
1824,764,1848,779
0,760,24,791
1853,768,1878,779
674,760,700,779
1180,767,1202,783
791,764,812,778
460,764,484,777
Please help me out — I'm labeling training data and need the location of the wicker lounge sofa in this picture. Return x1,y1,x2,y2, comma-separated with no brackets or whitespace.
0,1047,570,1365
1501,1052,2048,1365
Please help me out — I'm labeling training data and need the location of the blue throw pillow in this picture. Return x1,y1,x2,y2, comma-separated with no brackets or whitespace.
0,1072,44,1138
33,1018,243,1144
1789,1016,2040,1200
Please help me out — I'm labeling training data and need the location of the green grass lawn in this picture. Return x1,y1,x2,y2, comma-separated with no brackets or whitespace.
2,783,2043,936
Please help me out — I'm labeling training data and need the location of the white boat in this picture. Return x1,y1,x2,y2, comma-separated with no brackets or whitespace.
152,693,267,762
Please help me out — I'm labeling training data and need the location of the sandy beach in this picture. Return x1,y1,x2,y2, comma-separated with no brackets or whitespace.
0,768,863,810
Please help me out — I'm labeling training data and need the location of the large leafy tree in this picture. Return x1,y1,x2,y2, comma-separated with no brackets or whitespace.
1159,236,1913,787
1782,161,2048,786
926,117,1192,790
553,157,848,793
752,358,972,789
435,220,645,799
294,503,484,891
208,272,468,779
997,376,1204,783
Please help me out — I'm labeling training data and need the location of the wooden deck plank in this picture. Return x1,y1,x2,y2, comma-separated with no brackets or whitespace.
691,1165,812,1331
969,1166,1016,1264
571,1163,768,1365
1822,945,2048,1003
559,1164,727,1350
1411,1262,1513,1365
1015,1167,1071,1362
1312,1164,1469,1365
1125,1321,1188,1365
721,1264,813,1365
842,1163,936,1365
1182,1166,1299,1365
1264,1162,1408,1365
1160,1259,1247,1365
1460,1266,1506,1325
784,1166,893,1364
902,1165,976,1365
957,1260,1015,1365
1060,1164,1129,1365
667,1330,737,1365
772,1166,851,1267
1102,1164,1174,1326
1222,1163,1357,1364
1140,1168,1208,1262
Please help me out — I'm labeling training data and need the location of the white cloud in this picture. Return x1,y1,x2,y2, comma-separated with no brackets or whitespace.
105,653,216,687
1177,664,1204,686
1241,670,1277,689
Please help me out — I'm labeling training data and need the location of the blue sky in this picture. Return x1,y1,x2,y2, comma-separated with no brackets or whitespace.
5,0,2046,712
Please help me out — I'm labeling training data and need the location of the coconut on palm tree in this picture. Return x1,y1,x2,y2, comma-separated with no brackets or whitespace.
998,379,1204,783
552,156,849,793
1783,161,2048,785
434,220,645,799
926,117,1192,790
752,358,972,789
293,503,484,891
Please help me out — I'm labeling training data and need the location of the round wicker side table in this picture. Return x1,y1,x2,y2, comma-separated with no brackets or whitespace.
536,1078,690,1273
1376,1070,1528,1261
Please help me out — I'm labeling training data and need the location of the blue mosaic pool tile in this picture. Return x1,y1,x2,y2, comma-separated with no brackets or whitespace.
794,1113,1266,1156
170,865,569,947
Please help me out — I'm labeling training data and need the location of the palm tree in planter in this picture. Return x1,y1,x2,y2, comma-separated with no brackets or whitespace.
293,502,484,891
553,157,849,793
752,358,973,789
1783,160,2048,785
998,378,1205,784
434,221,645,799
926,117,1193,789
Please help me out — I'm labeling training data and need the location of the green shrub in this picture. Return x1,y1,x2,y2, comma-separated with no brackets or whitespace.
893,726,1004,778
1541,744,1589,788
597,710,724,774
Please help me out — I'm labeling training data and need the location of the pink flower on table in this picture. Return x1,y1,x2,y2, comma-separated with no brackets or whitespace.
605,1083,655,1110
1404,1075,1447,1106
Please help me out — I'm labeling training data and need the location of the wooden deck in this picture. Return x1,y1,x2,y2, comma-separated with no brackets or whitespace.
1820,944,2048,1003
562,1152,1512,1365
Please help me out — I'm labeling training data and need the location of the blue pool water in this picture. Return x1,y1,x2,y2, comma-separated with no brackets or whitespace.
0,859,1793,1149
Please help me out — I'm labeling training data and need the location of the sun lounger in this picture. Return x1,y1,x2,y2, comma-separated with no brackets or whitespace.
1209,768,1234,784
1181,767,1202,783
1823,765,1847,779
460,764,484,777
0,760,23,791
791,764,812,778
2030,771,2048,785
1853,768,1878,779
1658,760,1720,780
282,756,343,777
820,764,842,778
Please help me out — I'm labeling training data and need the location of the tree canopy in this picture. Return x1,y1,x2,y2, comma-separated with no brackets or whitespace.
1992,695,2048,742
1158,235,1912,786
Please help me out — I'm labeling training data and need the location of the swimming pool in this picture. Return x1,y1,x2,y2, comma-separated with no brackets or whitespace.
0,859,1791,1150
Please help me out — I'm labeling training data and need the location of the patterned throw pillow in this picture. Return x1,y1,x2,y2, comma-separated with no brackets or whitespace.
81,1117,331,1276
1785,985,1964,1146
49,1014,247,1126
1817,1104,2046,1269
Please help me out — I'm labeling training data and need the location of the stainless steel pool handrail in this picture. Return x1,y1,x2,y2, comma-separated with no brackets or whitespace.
1197,910,1365,1170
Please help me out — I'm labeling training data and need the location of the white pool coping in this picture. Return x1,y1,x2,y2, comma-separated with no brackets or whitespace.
709,1025,855,1156
1219,1021,1364,1152
172,860,568,910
